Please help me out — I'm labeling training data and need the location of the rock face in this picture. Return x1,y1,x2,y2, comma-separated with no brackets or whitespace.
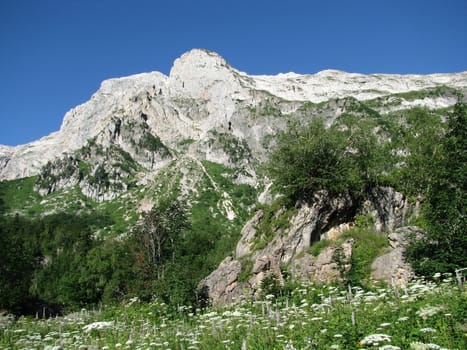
199,188,419,306
371,226,424,285
1,49,466,181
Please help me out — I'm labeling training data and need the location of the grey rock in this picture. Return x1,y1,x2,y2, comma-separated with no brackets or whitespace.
197,257,244,306
371,226,425,286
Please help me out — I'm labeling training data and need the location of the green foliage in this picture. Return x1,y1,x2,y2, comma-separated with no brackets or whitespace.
354,214,374,229
342,228,389,286
1,279,465,349
267,116,389,201
207,131,252,164
406,103,467,275
392,108,446,196
260,274,283,298
238,258,253,282
177,138,195,146
308,239,332,257
254,197,297,250
0,177,40,214
0,215,36,312
138,132,170,157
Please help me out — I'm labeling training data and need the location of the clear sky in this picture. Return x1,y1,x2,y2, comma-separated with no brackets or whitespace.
1,0,466,146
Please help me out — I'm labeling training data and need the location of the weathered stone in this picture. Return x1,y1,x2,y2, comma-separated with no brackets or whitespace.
236,210,263,258
197,257,245,306
363,187,416,232
371,226,424,286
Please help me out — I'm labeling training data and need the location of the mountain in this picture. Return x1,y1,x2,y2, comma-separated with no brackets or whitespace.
1,49,466,310
1,48,466,181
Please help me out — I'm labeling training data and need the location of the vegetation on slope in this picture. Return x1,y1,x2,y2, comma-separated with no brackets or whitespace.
1,278,465,349
266,103,466,277
0,96,465,318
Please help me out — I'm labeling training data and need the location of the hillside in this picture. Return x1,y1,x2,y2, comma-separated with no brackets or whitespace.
0,49,466,313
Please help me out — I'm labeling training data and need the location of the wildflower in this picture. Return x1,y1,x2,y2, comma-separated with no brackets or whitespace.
416,305,444,320
380,323,391,328
397,316,409,321
334,334,343,338
419,327,436,333
379,346,400,350
82,321,114,332
409,342,445,349
360,333,392,346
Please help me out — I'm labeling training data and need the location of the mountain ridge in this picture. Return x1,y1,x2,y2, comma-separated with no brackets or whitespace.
1,48,466,180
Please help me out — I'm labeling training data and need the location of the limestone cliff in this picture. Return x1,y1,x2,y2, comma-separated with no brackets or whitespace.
1,49,466,181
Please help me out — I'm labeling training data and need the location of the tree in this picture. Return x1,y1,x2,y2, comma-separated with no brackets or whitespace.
0,216,36,312
406,104,467,275
132,200,189,295
266,117,388,202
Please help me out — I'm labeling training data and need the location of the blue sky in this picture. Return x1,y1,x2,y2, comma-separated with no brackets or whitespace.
1,0,466,146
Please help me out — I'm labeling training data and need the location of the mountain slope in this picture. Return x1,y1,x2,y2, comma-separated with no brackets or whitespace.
1,48,466,311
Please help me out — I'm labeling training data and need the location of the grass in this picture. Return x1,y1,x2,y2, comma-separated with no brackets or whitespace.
309,239,333,256
1,278,465,349
0,177,41,215
253,197,297,251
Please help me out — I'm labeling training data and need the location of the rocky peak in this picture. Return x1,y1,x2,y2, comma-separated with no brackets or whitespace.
1,49,466,182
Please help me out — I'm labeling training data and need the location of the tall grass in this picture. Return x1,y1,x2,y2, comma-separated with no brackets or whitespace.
1,278,465,349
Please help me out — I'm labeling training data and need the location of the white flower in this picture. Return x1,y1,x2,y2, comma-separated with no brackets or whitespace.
416,305,444,320
379,346,401,350
82,321,115,333
419,327,436,333
361,334,392,345
410,342,444,350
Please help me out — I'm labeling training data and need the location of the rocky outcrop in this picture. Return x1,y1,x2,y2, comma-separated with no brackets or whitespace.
363,186,416,232
199,187,419,306
291,239,354,283
197,257,245,306
371,226,424,285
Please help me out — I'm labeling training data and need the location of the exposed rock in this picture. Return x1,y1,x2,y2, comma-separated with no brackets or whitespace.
371,226,424,286
197,257,245,307
292,239,354,283
236,210,263,258
1,49,466,181
201,187,418,305
363,186,416,232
